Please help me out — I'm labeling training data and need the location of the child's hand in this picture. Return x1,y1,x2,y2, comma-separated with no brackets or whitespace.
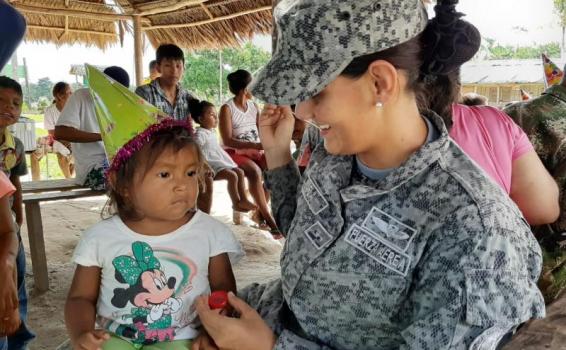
0,307,21,337
0,264,18,318
73,330,110,350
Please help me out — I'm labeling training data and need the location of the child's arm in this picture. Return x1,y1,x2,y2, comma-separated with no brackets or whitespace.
0,195,19,336
65,265,109,349
9,174,23,227
208,253,237,294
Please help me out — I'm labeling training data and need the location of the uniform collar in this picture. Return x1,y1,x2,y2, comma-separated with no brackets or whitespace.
543,84,566,103
340,111,450,202
0,128,15,151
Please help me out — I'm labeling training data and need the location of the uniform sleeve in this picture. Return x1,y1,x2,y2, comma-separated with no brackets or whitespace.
264,161,301,236
0,172,15,198
11,138,27,176
209,222,244,265
57,92,82,129
398,205,544,349
72,228,101,267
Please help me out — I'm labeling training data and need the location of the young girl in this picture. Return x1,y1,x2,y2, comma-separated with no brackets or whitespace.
65,123,243,350
189,99,257,213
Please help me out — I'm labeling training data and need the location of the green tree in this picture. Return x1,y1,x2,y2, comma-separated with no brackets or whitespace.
27,77,54,105
182,43,271,104
482,38,561,60
554,0,566,56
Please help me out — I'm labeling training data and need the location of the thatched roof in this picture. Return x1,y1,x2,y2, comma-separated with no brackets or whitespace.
9,0,274,50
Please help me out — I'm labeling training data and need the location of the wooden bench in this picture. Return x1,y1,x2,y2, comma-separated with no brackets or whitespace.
22,179,105,293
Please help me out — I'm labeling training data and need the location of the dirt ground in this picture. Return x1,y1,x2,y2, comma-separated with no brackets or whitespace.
18,185,283,350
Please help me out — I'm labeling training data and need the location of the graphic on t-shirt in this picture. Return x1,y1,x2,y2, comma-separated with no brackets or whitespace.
110,241,195,344
236,129,259,143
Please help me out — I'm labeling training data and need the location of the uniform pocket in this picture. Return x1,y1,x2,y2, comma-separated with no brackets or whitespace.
465,269,544,327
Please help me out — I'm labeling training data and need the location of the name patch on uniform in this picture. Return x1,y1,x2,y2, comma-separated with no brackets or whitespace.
304,222,333,250
345,224,411,276
362,207,417,252
301,176,329,215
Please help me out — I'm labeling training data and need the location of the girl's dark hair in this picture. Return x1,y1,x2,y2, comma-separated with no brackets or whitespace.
341,0,480,129
52,82,69,99
105,126,205,221
227,69,252,95
188,98,215,124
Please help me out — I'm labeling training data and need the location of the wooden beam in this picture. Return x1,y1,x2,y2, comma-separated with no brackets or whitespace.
144,5,271,30
133,16,144,87
134,0,205,16
14,3,134,22
27,24,117,37
200,3,214,19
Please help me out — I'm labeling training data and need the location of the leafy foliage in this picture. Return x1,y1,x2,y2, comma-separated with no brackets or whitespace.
182,43,271,104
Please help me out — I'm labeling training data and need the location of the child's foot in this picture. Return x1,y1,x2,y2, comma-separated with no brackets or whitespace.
234,200,257,212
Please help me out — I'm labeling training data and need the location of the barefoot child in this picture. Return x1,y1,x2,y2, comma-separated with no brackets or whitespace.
65,66,243,350
189,99,256,213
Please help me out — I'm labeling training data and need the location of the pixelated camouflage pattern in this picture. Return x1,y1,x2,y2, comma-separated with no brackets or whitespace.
251,0,428,106
241,112,545,349
504,86,566,303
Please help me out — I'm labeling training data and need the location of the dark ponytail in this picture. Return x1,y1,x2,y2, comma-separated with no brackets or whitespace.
341,0,480,129
52,81,70,103
188,98,214,125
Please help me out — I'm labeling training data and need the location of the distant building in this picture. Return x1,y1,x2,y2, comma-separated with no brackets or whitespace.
461,59,563,107
70,64,108,85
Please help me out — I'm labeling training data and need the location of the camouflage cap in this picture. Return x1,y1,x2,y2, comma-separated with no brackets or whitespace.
251,0,429,105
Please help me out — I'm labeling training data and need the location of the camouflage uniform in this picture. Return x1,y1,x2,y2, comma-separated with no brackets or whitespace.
504,86,566,303
240,113,545,349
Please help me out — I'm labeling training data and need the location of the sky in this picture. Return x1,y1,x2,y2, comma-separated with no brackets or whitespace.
7,0,564,84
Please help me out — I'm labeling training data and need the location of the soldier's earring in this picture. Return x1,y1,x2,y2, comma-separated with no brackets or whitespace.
376,101,383,108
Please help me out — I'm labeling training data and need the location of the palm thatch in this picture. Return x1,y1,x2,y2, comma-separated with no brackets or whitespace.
9,0,121,50
9,0,274,50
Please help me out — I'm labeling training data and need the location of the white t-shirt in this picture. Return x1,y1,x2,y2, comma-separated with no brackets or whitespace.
72,211,243,343
56,88,107,184
44,104,70,156
194,127,237,174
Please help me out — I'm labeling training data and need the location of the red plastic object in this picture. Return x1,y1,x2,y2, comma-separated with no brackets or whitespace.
208,291,229,310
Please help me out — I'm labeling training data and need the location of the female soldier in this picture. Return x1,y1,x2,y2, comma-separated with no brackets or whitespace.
194,1,545,349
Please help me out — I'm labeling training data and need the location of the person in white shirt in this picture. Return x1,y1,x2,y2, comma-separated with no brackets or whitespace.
55,67,129,190
41,82,74,178
190,99,256,213
66,125,242,350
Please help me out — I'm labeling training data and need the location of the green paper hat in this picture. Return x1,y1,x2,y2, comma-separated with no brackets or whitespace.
86,64,192,172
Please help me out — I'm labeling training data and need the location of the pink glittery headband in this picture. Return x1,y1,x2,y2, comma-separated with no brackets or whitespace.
106,118,193,174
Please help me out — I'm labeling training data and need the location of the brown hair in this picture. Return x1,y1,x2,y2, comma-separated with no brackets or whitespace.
104,126,205,221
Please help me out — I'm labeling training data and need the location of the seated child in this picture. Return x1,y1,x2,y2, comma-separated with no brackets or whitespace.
65,68,243,349
0,172,19,340
0,76,35,349
189,99,256,213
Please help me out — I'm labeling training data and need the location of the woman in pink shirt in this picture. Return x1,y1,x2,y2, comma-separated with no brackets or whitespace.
429,69,559,225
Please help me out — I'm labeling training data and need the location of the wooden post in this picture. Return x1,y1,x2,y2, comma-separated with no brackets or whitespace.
25,202,49,293
133,15,143,87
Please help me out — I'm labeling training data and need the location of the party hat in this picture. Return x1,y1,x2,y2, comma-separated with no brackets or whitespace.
542,53,564,88
86,64,191,172
520,89,532,101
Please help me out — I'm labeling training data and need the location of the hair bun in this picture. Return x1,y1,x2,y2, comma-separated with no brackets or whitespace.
421,0,481,76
